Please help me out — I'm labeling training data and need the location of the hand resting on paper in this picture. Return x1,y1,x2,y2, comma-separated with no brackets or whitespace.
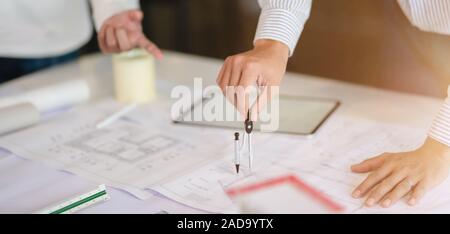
351,137,450,208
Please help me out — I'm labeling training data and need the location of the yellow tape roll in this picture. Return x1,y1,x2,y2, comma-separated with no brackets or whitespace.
113,49,156,103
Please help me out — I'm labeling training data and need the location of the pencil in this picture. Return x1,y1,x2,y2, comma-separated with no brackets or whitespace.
96,103,138,129
234,132,240,174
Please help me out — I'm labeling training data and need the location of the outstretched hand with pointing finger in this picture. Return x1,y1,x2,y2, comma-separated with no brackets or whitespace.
351,137,450,208
98,10,163,59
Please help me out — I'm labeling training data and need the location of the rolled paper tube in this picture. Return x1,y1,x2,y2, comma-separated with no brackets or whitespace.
112,49,156,103
0,103,40,135
0,79,90,113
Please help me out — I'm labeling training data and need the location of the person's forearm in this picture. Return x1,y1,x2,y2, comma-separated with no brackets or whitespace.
428,86,450,147
254,0,312,56
90,0,140,31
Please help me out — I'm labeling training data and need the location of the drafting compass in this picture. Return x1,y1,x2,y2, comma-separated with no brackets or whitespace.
234,112,254,174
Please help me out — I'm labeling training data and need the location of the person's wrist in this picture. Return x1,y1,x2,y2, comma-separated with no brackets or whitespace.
423,137,450,165
254,39,289,58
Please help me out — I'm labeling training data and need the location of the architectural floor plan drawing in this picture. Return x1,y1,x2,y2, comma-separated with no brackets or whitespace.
66,127,181,163
0,100,230,200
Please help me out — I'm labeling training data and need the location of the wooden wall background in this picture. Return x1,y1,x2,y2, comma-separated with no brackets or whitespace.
84,0,450,98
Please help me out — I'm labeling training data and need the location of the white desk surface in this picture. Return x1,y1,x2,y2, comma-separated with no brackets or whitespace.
0,51,443,213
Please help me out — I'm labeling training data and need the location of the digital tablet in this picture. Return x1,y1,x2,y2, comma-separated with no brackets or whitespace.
173,94,339,136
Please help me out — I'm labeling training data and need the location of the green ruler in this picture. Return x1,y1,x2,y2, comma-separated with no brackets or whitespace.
37,184,110,214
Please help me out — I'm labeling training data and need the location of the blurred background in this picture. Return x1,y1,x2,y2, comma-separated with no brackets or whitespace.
68,0,450,98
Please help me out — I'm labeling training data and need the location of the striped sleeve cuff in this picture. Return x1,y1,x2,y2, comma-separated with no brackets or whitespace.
429,87,450,147
254,1,312,56
397,0,450,35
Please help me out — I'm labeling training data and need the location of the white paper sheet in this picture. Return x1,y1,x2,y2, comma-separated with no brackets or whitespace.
2,99,450,213
131,106,450,213
0,154,203,214
240,115,450,214
0,99,230,202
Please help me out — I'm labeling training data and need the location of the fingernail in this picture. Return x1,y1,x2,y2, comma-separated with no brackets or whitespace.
408,198,416,206
350,165,359,171
366,198,375,207
382,199,391,208
352,190,361,198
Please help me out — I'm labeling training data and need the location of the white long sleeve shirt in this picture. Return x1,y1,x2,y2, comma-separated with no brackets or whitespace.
255,0,450,147
0,0,139,58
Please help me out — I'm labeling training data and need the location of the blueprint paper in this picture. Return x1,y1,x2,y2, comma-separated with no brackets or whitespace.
1,99,450,213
